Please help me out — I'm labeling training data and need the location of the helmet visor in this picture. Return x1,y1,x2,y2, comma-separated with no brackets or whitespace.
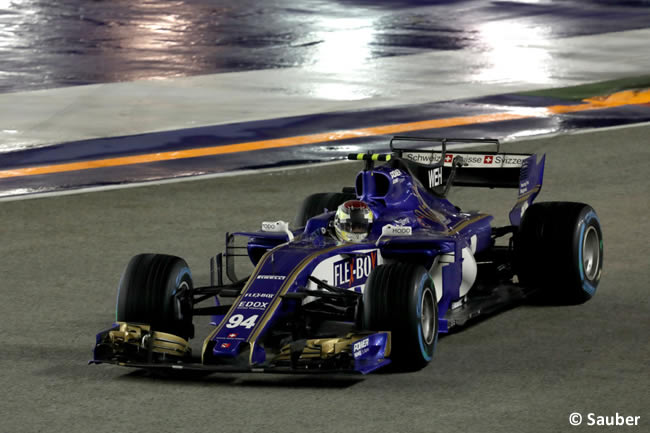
334,201,373,241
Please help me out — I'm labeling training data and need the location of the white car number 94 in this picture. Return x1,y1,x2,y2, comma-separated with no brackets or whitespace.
225,314,259,329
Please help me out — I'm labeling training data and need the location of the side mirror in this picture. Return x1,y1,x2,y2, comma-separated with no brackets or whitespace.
261,220,294,241
376,224,412,246
381,224,412,236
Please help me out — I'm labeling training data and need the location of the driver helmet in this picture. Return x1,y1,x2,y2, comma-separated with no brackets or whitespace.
334,200,374,243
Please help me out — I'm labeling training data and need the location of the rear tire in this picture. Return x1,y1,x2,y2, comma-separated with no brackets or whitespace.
363,263,438,371
516,202,603,304
116,254,194,339
294,192,356,228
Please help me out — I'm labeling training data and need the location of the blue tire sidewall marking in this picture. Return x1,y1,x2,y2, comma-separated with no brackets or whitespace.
176,266,192,286
578,211,600,296
173,266,192,295
416,273,433,362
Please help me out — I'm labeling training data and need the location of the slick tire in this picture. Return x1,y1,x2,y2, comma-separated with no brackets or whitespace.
363,263,438,371
116,254,194,339
516,202,603,304
294,192,356,228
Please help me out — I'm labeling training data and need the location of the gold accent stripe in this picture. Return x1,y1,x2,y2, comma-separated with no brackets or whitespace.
383,331,392,358
246,244,348,363
412,183,490,235
410,210,490,237
247,244,344,342
415,207,447,227
516,185,541,204
150,331,191,356
201,245,281,362
446,214,491,235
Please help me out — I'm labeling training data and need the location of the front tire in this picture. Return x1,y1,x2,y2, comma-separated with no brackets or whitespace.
516,202,603,304
116,254,194,339
363,263,438,371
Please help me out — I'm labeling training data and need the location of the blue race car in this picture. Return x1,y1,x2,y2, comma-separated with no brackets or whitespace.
92,136,603,374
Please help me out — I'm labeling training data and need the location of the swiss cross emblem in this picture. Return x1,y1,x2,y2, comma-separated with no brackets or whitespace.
221,342,231,348
227,333,238,338
484,155,493,164
445,154,454,163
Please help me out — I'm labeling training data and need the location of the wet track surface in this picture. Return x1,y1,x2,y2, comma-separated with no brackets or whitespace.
2,0,650,92
1,127,648,433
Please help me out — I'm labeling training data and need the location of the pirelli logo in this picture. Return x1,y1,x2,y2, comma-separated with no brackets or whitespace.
256,275,286,280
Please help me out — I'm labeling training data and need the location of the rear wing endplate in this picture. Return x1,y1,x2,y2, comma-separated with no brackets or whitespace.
389,136,545,225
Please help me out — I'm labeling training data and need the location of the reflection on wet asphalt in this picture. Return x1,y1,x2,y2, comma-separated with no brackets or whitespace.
1,0,649,92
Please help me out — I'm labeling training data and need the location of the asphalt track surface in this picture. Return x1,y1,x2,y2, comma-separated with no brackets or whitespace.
1,126,648,432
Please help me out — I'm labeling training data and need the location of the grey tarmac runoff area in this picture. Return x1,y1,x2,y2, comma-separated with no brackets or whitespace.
1,126,648,433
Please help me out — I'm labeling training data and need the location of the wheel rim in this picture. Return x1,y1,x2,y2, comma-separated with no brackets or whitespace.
582,225,600,281
420,287,435,345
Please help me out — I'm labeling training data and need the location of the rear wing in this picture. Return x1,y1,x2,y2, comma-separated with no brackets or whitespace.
388,136,545,225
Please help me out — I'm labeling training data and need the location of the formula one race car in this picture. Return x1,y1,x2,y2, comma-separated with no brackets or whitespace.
92,136,603,374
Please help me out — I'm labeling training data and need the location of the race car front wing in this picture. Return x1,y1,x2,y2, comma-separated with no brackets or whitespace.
92,324,391,375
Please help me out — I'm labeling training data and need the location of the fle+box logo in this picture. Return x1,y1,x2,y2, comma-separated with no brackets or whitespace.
333,251,377,288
